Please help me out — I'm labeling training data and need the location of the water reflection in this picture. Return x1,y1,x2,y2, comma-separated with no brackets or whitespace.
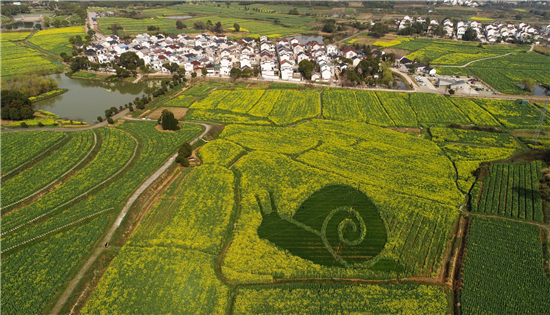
34,74,156,123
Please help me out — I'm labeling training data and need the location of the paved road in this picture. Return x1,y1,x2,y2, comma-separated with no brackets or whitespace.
49,122,210,315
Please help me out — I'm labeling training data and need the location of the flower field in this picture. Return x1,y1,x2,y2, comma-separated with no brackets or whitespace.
216,89,265,113
29,26,86,55
322,89,394,126
448,98,501,126
220,121,461,283
265,90,320,125
1,131,66,175
409,93,470,124
460,217,550,314
473,99,543,129
81,246,229,314
1,32,58,78
430,127,520,148
197,139,244,167
375,91,417,127
185,109,271,125
1,130,95,207
234,284,449,314
472,162,544,221
1,215,110,314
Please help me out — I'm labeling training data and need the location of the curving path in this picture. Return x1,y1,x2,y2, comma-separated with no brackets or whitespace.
434,51,518,68
49,122,210,315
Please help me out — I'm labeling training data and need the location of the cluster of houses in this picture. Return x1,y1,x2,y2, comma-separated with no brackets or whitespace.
396,15,549,42
82,32,353,81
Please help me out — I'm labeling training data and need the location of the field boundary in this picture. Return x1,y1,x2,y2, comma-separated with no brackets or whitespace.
2,130,99,210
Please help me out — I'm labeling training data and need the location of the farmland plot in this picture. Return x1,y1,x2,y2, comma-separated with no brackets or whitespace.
355,90,394,127
1,130,95,207
190,90,231,109
1,131,65,174
375,91,417,127
473,99,543,129
247,89,281,117
408,93,470,125
30,26,86,55
234,283,448,314
198,139,244,167
430,127,520,148
268,90,320,125
1,34,58,78
460,217,550,314
321,89,364,122
216,89,265,113
473,162,544,221
1,215,110,314
448,98,501,126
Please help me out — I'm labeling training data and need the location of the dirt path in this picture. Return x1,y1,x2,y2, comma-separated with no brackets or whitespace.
335,30,370,44
49,122,210,315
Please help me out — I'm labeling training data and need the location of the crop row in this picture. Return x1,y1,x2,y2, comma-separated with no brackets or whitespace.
197,139,244,167
448,98,501,126
2,128,136,235
475,161,544,221
2,123,202,251
1,215,110,314
409,93,470,124
1,130,95,207
473,99,543,129
1,131,66,174
461,217,550,314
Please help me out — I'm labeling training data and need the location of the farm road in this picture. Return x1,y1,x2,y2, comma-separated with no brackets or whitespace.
49,121,210,315
434,51,518,68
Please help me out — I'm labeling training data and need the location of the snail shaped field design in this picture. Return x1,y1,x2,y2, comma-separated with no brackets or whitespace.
257,185,387,267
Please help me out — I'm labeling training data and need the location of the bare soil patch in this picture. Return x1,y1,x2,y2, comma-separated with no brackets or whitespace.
382,48,410,56
148,107,188,120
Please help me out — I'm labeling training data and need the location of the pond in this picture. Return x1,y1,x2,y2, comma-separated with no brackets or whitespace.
1,21,42,30
34,74,155,124
285,35,325,45
517,83,550,96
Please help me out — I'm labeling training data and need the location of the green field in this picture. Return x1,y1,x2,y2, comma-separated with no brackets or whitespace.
460,217,550,314
471,161,544,221
3,71,549,314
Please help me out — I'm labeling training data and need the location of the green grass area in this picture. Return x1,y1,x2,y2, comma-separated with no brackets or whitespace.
460,217,550,314
257,185,387,267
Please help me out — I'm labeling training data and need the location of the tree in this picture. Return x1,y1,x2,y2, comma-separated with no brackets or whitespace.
241,67,252,79
201,67,208,77
298,59,315,80
107,117,114,124
289,8,299,15
213,21,223,33
191,72,197,78
233,23,240,32
408,65,416,75
1,90,33,120
230,67,241,78
176,20,186,30
448,89,455,95
194,21,206,30
463,27,477,41
522,78,536,92
322,20,336,33
119,52,144,70
206,20,213,28
97,116,103,122
175,142,192,166
160,109,178,130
